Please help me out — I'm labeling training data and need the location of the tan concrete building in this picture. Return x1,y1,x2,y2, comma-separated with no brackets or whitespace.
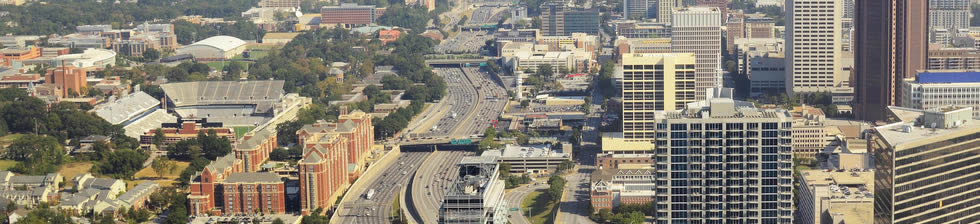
872,106,980,223
796,170,874,224
621,53,697,140
786,0,846,94
791,106,831,159
926,46,980,70
671,7,723,100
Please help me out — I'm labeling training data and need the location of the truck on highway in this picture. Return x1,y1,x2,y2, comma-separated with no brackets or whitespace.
365,189,376,200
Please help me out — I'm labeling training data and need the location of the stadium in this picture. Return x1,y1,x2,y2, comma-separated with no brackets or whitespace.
161,80,287,126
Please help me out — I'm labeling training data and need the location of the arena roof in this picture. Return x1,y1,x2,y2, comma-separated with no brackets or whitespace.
161,80,285,113
91,91,159,125
187,35,247,52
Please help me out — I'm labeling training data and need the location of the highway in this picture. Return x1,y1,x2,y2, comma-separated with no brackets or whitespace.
334,151,430,224
397,66,507,144
408,150,470,223
449,67,508,137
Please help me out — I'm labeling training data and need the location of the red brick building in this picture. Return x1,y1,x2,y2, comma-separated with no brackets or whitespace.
188,154,242,216
220,172,286,215
320,3,379,27
296,108,373,215
297,133,348,215
45,65,87,98
595,154,654,170
234,128,277,172
139,121,236,150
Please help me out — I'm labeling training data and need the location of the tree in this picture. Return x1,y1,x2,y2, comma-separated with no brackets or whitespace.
536,64,554,78
223,62,245,80
152,128,165,149
152,158,176,176
142,48,161,61
96,148,150,179
6,135,65,175
498,162,512,178
273,218,286,224
521,100,530,108
270,148,291,161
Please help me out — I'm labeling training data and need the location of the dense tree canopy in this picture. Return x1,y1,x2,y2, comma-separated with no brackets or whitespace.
0,0,260,35
5,135,65,175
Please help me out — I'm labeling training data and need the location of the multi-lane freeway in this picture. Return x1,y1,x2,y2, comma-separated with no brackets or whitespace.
335,151,430,224
409,150,470,223
398,66,507,144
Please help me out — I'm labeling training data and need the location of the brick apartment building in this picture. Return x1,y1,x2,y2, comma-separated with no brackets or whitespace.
189,154,242,216
296,108,373,215
320,3,381,27
220,172,286,215
234,128,278,172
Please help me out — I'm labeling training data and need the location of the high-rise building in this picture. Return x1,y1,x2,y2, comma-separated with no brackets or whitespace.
258,0,300,8
651,98,794,223
540,1,599,36
695,0,728,23
295,109,374,215
671,7,723,100
540,1,566,36
624,0,650,20
872,106,980,223
903,71,980,119
658,0,675,23
786,0,845,94
929,0,971,31
564,8,600,35
320,3,379,28
854,0,928,121
621,53,697,140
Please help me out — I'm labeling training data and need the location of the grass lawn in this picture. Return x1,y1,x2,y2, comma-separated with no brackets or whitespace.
58,162,94,188
521,189,557,224
232,126,256,139
130,161,191,188
0,134,25,147
0,160,17,171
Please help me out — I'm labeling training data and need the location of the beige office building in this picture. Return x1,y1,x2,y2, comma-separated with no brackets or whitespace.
786,0,846,94
621,53,696,140
671,7,723,100
658,0,675,23
796,170,874,224
872,106,980,223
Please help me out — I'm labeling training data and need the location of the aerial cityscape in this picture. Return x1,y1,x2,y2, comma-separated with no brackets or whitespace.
0,0,972,223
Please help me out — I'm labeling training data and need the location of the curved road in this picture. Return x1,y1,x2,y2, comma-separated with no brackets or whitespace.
504,180,548,224
408,150,469,223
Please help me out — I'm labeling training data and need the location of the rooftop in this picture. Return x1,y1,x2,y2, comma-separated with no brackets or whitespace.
186,35,246,52
916,71,980,84
91,91,159,125
494,144,569,159
224,172,282,184
876,106,980,147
